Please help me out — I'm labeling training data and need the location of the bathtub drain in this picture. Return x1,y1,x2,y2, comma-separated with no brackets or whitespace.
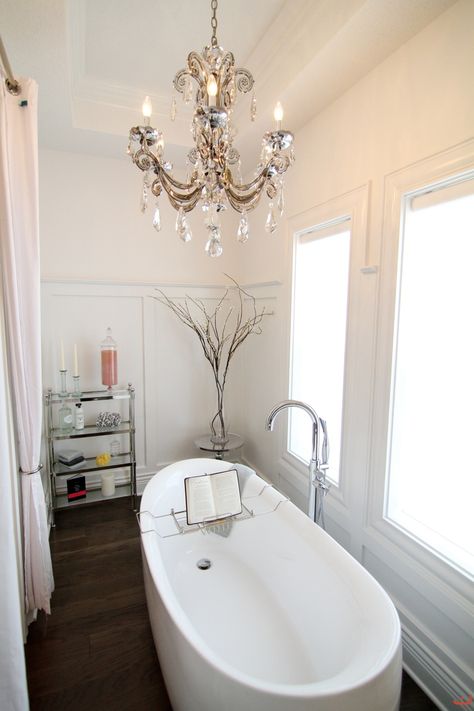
197,558,212,570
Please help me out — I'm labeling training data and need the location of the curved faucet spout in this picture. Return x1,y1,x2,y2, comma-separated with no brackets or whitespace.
265,399,321,468
265,399,330,528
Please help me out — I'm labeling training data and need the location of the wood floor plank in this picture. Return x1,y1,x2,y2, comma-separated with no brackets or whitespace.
25,497,438,710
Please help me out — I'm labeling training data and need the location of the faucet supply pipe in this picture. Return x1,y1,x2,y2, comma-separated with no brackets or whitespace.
265,400,330,528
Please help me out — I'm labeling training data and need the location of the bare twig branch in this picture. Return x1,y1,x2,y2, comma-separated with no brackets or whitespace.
153,277,269,438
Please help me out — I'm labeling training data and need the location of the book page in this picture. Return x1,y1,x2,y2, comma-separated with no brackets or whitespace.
185,469,241,525
185,475,216,525
211,470,242,519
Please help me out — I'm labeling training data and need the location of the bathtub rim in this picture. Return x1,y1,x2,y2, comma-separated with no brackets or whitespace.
140,459,402,700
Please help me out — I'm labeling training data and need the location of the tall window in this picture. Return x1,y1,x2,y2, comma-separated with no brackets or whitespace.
386,172,474,577
289,218,351,485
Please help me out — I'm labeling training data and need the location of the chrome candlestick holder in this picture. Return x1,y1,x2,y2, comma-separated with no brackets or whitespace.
59,369,68,397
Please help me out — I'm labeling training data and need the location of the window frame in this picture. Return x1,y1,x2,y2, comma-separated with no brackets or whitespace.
282,185,369,513
369,139,474,592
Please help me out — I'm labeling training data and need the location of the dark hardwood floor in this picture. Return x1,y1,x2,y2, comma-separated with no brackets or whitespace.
26,498,438,710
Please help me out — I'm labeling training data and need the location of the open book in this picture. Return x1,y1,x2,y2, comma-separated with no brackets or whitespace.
184,468,242,525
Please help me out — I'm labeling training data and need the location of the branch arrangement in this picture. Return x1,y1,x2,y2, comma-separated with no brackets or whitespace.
154,275,268,441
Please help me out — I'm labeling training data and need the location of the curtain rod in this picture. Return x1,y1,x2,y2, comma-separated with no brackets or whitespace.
0,35,21,95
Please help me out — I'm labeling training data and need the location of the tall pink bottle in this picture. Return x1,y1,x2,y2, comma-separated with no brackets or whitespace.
101,327,118,389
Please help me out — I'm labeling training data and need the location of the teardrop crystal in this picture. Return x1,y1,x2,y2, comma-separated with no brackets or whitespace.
180,224,192,243
205,235,223,258
265,203,277,234
277,184,285,216
152,203,161,232
237,212,249,244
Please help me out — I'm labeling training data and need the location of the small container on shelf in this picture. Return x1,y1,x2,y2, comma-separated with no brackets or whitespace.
74,403,84,430
101,471,115,497
110,438,121,456
101,327,118,389
58,401,73,432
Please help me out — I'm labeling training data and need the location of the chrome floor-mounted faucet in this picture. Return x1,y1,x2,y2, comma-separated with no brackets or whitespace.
265,400,330,528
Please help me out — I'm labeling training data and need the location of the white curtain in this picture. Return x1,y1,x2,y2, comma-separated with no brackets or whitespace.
0,76,54,618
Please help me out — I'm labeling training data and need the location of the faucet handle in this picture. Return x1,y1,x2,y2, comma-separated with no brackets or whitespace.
320,418,329,465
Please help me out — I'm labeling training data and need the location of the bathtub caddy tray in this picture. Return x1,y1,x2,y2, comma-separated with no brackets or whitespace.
137,481,288,538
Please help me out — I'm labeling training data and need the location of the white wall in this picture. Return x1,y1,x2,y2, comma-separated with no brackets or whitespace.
237,1,474,709
39,149,244,285
38,1,473,708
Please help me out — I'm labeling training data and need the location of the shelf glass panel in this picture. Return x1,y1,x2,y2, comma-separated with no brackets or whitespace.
51,422,132,439
47,388,132,404
54,482,132,509
53,453,132,476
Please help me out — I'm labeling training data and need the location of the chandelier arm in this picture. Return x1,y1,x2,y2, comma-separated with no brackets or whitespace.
174,51,207,98
161,181,202,212
228,167,269,193
133,148,157,172
233,68,254,94
187,51,207,87
132,152,201,196
225,189,262,213
159,166,200,193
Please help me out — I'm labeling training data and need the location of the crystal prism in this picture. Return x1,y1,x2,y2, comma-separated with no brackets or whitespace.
250,92,257,122
265,203,277,234
152,204,161,232
277,184,285,216
237,212,249,243
184,76,193,104
170,97,177,121
176,207,185,236
140,184,148,213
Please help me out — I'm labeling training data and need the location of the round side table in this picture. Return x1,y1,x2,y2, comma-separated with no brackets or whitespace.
194,433,244,460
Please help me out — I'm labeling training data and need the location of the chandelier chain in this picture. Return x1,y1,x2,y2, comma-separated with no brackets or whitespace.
210,0,218,47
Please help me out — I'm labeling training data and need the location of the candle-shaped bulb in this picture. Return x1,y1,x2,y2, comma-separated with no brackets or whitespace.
142,95,152,125
273,101,284,128
207,74,218,98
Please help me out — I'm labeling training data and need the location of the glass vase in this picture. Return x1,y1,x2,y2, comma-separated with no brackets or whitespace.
210,397,229,445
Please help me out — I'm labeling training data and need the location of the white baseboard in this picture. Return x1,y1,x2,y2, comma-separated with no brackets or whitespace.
401,622,472,711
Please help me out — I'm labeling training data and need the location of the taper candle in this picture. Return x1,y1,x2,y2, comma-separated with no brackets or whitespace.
60,340,65,370
74,344,79,376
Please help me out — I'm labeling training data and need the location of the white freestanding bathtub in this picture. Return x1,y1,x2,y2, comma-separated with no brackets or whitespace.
139,458,402,711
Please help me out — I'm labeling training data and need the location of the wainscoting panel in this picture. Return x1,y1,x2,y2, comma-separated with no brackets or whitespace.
40,280,239,492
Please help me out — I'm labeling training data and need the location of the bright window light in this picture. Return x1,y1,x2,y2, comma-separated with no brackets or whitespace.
386,174,474,577
289,220,351,485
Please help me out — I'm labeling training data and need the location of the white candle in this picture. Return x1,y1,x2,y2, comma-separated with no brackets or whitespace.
101,471,115,497
60,340,65,370
74,344,79,376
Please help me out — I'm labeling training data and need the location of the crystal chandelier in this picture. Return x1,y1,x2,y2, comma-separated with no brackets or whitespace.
128,0,294,257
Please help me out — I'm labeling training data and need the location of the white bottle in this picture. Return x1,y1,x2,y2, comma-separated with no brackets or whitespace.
75,403,85,430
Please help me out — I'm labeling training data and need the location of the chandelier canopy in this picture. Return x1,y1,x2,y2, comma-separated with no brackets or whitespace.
128,0,294,256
